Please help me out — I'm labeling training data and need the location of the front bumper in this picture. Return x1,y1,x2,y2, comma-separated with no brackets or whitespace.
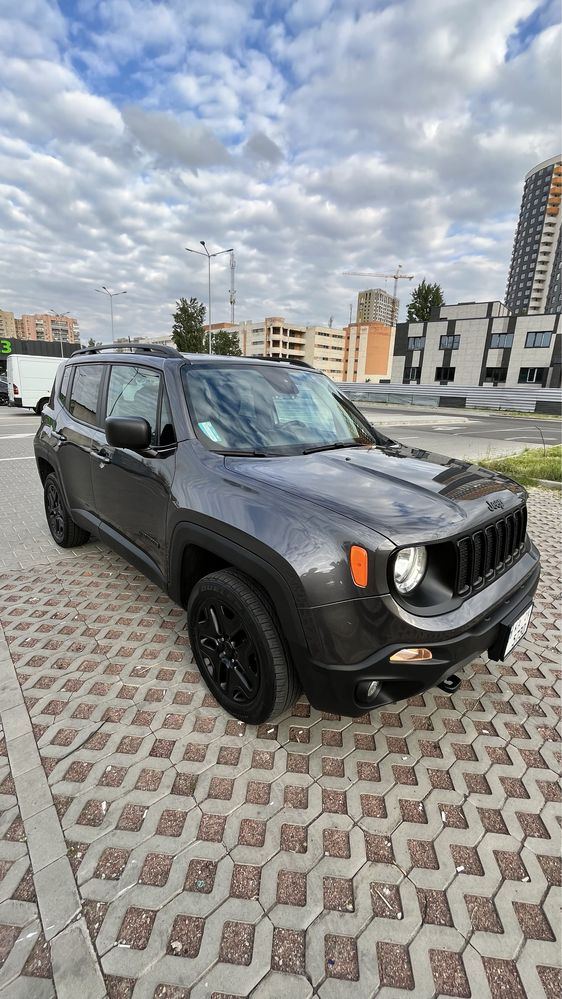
296,554,540,715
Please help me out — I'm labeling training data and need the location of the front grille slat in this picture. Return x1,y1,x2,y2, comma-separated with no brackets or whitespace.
454,503,527,596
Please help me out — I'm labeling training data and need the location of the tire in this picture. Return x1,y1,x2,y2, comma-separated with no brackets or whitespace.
35,398,48,416
187,568,300,723
44,473,90,548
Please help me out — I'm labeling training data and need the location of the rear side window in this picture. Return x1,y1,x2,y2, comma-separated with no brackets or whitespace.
68,364,104,426
106,365,172,446
59,366,72,408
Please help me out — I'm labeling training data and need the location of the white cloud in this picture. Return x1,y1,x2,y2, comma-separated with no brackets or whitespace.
0,0,559,343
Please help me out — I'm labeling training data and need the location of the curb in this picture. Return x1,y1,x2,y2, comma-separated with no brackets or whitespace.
535,478,562,490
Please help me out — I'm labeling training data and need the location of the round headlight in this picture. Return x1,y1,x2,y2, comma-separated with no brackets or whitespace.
394,546,427,594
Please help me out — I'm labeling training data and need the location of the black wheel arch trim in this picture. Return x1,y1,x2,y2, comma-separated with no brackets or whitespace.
168,519,310,665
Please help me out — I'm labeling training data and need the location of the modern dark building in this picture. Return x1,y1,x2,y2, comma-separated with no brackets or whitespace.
505,155,561,315
392,302,561,388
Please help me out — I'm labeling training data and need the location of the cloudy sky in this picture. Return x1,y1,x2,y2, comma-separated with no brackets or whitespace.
0,0,560,341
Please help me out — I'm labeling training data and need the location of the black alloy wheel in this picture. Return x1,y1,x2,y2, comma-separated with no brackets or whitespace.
194,598,259,705
43,473,90,548
45,478,65,543
187,569,299,723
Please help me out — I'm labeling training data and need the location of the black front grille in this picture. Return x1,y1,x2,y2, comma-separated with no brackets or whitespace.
455,506,527,595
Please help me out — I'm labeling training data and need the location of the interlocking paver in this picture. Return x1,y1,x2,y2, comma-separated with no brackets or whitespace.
0,479,560,996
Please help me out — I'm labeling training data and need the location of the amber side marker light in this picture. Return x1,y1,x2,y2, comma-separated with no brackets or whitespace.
389,648,433,662
349,545,368,587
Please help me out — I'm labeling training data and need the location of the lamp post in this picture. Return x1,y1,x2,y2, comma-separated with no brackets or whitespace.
95,286,127,342
49,310,71,357
185,242,233,353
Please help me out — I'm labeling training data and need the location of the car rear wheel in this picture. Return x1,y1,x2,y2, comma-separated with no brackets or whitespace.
187,568,299,723
44,473,90,548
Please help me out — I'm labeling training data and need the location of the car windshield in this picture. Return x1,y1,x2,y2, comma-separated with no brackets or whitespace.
182,363,382,455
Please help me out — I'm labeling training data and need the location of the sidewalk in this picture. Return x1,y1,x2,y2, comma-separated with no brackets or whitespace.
0,490,560,998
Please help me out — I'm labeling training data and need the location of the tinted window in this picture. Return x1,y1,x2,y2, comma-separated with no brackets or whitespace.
106,365,162,445
439,335,460,350
490,334,513,349
59,365,72,408
68,364,103,426
525,331,552,348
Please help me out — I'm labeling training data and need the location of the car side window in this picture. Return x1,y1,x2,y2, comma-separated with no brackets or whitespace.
59,366,72,408
106,365,162,446
68,364,104,426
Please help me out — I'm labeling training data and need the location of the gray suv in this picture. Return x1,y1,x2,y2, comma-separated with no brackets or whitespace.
34,344,540,722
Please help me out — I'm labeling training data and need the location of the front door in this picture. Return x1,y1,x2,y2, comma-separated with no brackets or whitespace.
90,362,176,577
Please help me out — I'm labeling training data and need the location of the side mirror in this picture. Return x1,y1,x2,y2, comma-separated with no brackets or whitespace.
105,417,151,451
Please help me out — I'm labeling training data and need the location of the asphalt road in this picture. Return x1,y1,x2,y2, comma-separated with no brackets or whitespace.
359,404,561,460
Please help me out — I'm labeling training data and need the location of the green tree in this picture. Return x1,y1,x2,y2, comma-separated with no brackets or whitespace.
87,338,102,347
407,280,445,322
171,297,206,353
212,329,242,356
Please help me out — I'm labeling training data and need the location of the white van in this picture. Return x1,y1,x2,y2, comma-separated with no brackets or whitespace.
7,355,65,415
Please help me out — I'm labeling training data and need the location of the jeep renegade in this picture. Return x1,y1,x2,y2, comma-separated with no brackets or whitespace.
34,344,540,723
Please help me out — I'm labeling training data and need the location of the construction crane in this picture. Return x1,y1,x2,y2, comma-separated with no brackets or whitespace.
342,264,414,325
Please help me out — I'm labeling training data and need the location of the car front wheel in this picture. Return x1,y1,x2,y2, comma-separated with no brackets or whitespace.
44,473,90,548
187,568,299,723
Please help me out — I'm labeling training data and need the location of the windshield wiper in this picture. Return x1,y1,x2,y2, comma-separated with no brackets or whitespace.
218,449,270,457
302,440,371,455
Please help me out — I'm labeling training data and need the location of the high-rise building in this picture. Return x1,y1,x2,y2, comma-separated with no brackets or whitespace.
343,322,394,382
357,288,398,326
505,154,562,314
237,317,347,379
236,316,393,382
0,309,16,339
19,314,80,345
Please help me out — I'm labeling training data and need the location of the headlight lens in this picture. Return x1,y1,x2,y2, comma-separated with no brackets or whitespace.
393,546,427,594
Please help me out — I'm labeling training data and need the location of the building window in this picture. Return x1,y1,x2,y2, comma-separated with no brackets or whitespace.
404,367,421,381
518,367,545,384
407,336,425,350
525,331,552,348
484,367,507,384
490,333,514,349
435,367,455,382
439,335,460,350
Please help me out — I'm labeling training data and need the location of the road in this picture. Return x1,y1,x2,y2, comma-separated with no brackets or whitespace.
359,403,561,460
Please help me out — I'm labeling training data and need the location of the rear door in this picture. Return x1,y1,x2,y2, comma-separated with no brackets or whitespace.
90,362,176,576
56,362,105,518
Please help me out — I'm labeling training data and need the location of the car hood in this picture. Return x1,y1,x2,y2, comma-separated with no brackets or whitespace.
224,443,526,545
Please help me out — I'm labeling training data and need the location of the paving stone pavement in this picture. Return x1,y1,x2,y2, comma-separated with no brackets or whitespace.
0,489,560,998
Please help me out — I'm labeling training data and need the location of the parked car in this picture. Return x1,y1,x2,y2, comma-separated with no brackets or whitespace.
34,345,540,722
7,354,65,414
0,375,8,405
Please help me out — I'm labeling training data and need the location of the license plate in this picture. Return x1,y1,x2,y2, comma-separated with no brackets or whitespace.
504,604,533,658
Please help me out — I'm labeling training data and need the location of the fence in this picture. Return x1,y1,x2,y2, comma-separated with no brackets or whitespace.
337,383,562,415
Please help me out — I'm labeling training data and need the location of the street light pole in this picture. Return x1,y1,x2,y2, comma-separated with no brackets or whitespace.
95,286,127,343
49,310,71,357
185,243,233,353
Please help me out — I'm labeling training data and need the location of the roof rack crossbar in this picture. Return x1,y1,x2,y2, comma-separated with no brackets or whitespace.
71,343,180,358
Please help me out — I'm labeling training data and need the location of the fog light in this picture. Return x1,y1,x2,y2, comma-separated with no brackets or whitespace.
389,648,432,662
366,680,381,699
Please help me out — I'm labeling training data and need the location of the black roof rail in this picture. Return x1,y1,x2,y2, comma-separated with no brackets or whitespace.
251,355,314,369
71,343,180,358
